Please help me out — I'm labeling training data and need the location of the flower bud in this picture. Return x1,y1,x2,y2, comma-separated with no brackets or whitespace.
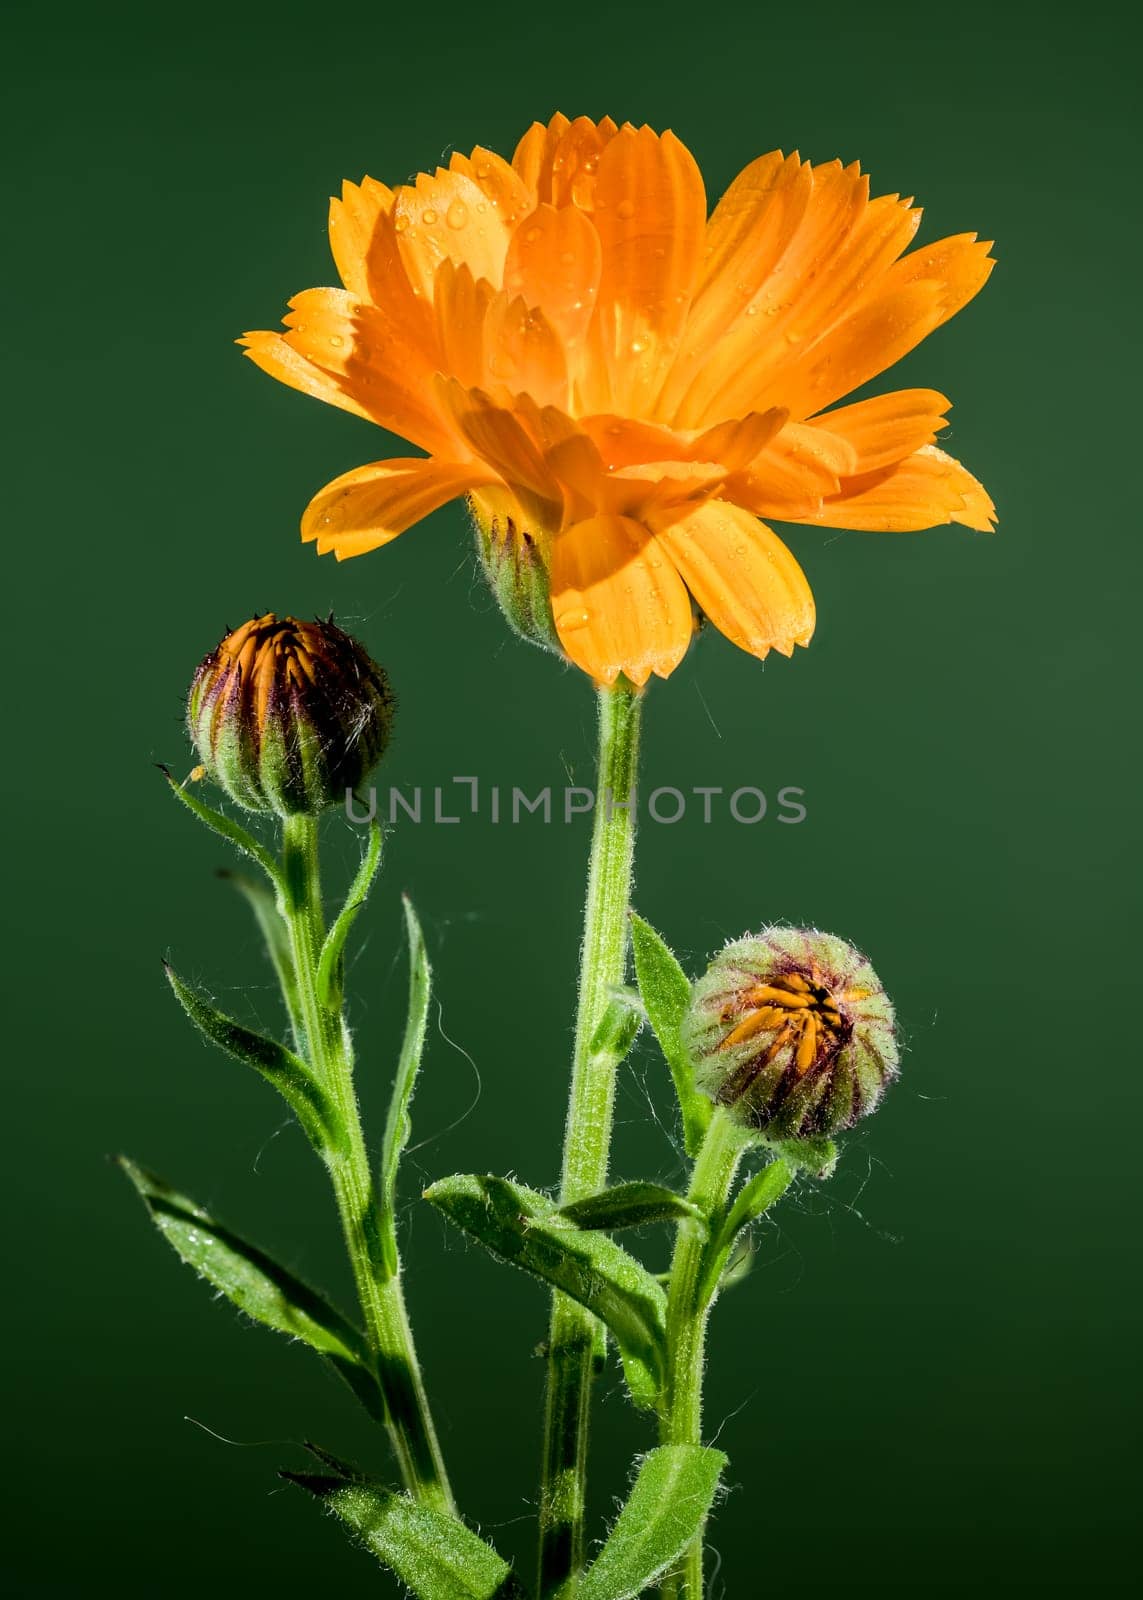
470,493,561,657
188,614,394,816
682,928,898,1139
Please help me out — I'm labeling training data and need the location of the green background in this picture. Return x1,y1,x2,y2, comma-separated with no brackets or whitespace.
4,0,1138,1590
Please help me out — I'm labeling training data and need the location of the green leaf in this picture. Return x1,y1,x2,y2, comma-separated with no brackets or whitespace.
703,1158,793,1301
283,1471,518,1599
560,1182,706,1235
578,1445,727,1600
316,823,384,1011
424,1173,667,1409
217,868,302,1041
629,913,710,1156
378,896,432,1275
159,765,283,892
588,989,643,1061
164,963,338,1150
764,1135,838,1179
119,1158,384,1420
719,1232,756,1292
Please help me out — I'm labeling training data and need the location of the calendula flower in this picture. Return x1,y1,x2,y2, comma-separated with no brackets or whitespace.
242,115,995,686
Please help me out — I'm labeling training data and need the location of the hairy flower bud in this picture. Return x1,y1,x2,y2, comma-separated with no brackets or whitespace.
470,494,561,657
188,614,394,816
683,928,898,1139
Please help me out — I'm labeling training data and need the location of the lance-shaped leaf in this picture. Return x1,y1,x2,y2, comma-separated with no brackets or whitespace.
119,1158,384,1420
578,1445,727,1600
316,822,384,1011
630,913,710,1156
424,1174,667,1409
283,1470,519,1599
378,896,432,1274
217,868,302,1041
164,962,338,1150
158,765,283,892
703,1158,793,1301
561,1182,707,1235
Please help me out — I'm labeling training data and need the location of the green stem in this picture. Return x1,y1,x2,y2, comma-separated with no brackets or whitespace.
280,813,453,1514
538,681,643,1597
659,1110,747,1600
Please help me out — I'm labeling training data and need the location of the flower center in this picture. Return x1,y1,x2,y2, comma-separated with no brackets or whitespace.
720,968,847,1077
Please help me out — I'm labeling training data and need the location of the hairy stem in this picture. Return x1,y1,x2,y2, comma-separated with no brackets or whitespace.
538,681,643,1596
659,1110,747,1600
280,813,453,1513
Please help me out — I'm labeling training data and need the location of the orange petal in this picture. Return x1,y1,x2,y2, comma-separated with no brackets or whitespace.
483,292,569,408
328,177,394,299
240,329,375,423
801,444,996,531
807,389,950,473
657,152,812,417
449,146,532,228
432,261,497,391
301,457,493,559
727,421,860,518
392,168,514,300
434,378,562,523
779,236,995,417
503,203,603,361
512,114,572,200
701,188,924,423
588,126,707,416
691,409,789,471
545,115,621,209
549,514,693,685
250,286,452,453
652,500,815,660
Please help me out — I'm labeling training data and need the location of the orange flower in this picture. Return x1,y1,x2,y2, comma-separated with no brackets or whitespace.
242,116,995,686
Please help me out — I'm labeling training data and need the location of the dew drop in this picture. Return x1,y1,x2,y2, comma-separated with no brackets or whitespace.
525,226,542,243
328,334,345,348
446,200,468,229
394,215,410,233
422,209,438,226
560,249,576,265
629,338,647,354
745,304,759,317
617,198,636,220
556,607,592,632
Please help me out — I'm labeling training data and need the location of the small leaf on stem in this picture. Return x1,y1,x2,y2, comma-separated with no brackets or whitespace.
316,822,384,1010
379,896,432,1274
282,1471,518,1599
424,1173,667,1409
118,1158,384,1420
561,1182,707,1235
164,963,338,1150
629,913,711,1156
577,1444,727,1600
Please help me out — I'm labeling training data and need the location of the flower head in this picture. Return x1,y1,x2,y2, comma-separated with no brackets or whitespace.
188,614,394,815
243,116,995,685
683,927,897,1138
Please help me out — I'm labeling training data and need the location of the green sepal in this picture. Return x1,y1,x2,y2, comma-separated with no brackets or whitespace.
703,1158,793,1301
588,988,643,1061
118,1158,384,1421
283,1467,519,1599
560,1182,707,1235
719,1232,756,1292
763,1134,839,1179
379,896,432,1276
316,822,383,1011
163,962,338,1151
158,765,283,892
424,1173,667,1410
578,1445,727,1600
217,868,302,1042
629,913,710,1156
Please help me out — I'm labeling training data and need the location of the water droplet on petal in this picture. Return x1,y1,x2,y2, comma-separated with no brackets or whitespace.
617,198,636,220
394,215,410,233
556,606,592,632
329,334,345,348
525,226,542,243
446,200,468,229
422,209,438,226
